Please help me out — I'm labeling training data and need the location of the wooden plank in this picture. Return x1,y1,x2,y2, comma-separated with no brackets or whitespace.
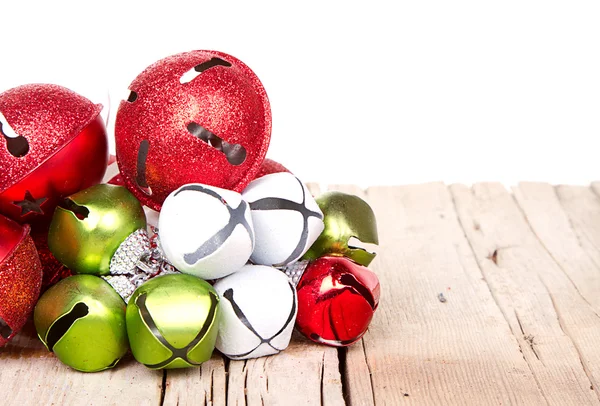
360,183,545,405
557,184,600,272
225,333,344,405
324,184,375,406
162,354,226,406
225,183,345,406
0,321,163,405
451,183,600,405
514,183,600,313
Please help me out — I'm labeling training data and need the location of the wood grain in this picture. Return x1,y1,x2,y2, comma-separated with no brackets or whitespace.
0,322,163,405
361,183,544,405
5,183,600,405
451,182,600,405
162,354,226,406
513,183,600,314
226,333,344,406
224,183,345,406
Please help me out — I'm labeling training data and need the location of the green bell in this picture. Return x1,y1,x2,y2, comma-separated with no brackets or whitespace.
126,274,220,369
48,184,146,275
303,191,379,266
34,274,128,372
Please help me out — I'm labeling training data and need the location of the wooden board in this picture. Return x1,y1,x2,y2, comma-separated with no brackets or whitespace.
3,183,600,405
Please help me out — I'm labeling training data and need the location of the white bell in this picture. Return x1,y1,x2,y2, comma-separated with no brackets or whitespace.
214,264,297,359
242,173,324,266
158,183,254,280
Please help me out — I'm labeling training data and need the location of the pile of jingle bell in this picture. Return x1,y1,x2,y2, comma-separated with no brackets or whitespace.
0,50,380,372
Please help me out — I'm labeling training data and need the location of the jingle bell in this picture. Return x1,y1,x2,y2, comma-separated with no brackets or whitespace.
126,274,220,369
303,192,379,266
48,184,146,275
115,50,271,211
159,183,254,280
242,173,324,267
33,274,129,372
0,84,108,226
213,264,297,360
296,256,380,347
0,214,43,346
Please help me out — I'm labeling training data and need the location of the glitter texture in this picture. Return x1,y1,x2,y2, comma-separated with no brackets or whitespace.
254,158,290,180
31,229,71,289
0,221,43,346
115,50,271,211
0,84,108,225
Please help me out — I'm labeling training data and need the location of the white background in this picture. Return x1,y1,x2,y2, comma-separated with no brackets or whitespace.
0,1,599,188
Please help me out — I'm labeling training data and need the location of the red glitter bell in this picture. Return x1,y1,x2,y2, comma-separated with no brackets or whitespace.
296,256,380,347
30,229,71,289
0,214,43,346
0,84,109,227
115,50,271,211
253,158,290,179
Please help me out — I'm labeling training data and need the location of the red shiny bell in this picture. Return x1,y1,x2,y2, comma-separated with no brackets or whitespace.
296,256,380,347
0,84,108,227
115,50,271,211
0,214,43,346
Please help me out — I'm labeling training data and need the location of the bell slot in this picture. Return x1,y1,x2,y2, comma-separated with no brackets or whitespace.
0,112,29,157
340,273,376,310
347,236,377,255
60,199,90,220
127,90,138,103
136,140,152,195
0,317,13,340
187,122,247,166
45,302,90,351
180,57,232,84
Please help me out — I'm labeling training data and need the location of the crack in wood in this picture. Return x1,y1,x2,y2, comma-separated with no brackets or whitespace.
514,310,541,362
361,339,376,406
210,367,214,406
549,186,600,311
243,360,249,406
553,187,596,256
337,347,349,404
320,352,325,406
538,275,600,403
449,188,550,406
223,355,230,404
514,189,600,320
160,370,167,406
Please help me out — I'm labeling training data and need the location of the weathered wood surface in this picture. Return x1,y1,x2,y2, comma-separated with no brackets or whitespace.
3,182,600,405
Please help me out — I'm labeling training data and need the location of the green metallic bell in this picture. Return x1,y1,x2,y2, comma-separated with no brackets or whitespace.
126,274,220,369
303,191,379,266
34,274,129,372
48,184,146,275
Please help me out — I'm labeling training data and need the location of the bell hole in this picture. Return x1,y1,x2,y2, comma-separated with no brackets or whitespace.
340,273,376,310
46,302,89,351
60,198,90,220
180,57,232,84
0,317,13,340
187,122,246,166
348,236,377,255
0,112,29,158
136,140,152,195
127,90,138,103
